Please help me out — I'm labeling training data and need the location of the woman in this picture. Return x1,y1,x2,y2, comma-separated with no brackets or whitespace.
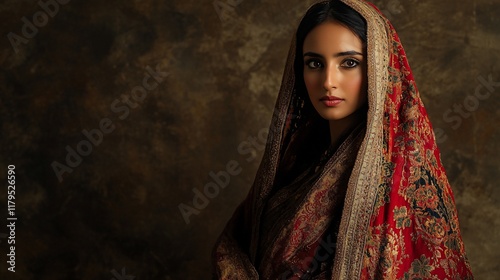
212,0,474,279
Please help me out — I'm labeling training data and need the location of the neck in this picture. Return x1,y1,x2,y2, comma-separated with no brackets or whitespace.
329,110,366,146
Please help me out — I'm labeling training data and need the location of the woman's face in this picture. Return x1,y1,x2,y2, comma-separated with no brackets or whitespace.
302,20,367,122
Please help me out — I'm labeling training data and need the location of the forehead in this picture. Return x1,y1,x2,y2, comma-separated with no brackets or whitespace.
303,21,363,53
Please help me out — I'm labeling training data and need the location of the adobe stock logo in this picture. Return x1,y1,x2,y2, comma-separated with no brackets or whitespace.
279,233,337,279
178,111,296,225
110,267,135,280
7,0,71,54
51,64,169,182
434,74,499,144
213,0,244,22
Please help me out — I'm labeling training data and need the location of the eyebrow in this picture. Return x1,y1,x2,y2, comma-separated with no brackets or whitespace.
303,50,363,58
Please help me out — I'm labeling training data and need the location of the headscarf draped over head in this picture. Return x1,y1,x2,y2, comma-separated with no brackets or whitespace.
213,0,474,279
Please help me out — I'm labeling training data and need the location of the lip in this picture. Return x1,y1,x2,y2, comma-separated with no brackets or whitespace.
320,96,344,107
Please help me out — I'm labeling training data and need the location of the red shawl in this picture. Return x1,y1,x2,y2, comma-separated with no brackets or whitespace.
212,0,474,279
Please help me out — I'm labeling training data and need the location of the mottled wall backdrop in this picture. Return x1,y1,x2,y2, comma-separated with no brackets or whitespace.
0,0,498,279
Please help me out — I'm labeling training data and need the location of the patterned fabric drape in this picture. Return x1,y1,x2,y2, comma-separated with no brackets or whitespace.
212,0,474,279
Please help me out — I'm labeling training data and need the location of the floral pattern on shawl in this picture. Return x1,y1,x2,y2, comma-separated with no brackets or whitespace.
359,7,473,279
213,1,474,279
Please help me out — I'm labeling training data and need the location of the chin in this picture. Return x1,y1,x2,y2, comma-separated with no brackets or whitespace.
317,110,349,121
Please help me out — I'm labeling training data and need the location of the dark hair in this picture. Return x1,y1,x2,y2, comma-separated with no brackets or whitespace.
276,0,368,186
294,0,367,97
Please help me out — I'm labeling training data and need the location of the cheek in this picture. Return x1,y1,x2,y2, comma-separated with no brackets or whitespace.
342,72,367,105
303,72,320,94
343,74,363,94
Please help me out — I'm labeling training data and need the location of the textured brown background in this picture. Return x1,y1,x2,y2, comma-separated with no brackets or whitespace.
0,0,498,279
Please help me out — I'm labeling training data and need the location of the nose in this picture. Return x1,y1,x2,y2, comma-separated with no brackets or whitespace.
323,63,339,91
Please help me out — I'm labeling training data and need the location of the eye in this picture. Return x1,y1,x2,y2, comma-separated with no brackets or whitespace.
340,58,360,68
305,59,323,69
